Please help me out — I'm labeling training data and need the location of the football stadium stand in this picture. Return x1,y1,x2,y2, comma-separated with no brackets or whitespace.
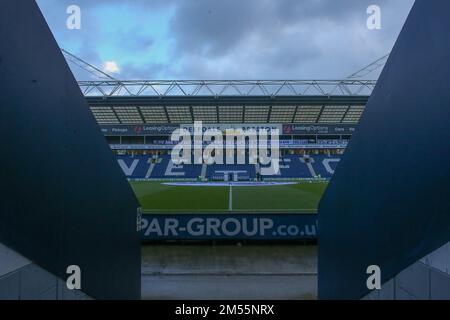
116,153,341,180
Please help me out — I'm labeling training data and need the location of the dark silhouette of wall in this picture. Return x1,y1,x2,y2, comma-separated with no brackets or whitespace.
318,0,450,299
0,2,141,299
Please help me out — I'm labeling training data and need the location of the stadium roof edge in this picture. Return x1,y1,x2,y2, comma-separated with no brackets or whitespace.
85,95,369,107
78,79,376,98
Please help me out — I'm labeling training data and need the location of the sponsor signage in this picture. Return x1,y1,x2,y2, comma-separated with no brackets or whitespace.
180,123,282,133
101,124,180,135
282,124,357,135
101,124,283,136
110,141,348,150
101,124,357,136
139,213,317,240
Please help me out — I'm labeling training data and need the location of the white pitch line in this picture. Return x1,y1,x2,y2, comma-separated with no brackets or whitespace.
228,185,233,211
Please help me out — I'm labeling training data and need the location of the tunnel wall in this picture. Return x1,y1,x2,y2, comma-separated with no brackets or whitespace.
0,1,141,299
318,0,450,299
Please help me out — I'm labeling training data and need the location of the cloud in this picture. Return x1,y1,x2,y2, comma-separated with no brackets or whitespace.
36,0,416,80
167,0,415,79
103,61,120,74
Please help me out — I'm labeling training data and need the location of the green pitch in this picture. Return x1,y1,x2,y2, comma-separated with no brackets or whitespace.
130,181,327,213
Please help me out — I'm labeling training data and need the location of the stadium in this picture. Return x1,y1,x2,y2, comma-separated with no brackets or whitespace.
87,81,367,207
81,79,371,241
2,0,450,303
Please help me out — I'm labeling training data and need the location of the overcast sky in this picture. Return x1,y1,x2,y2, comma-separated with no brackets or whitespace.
36,0,415,80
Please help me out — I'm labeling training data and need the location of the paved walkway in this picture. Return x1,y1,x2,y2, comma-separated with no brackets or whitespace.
141,244,317,300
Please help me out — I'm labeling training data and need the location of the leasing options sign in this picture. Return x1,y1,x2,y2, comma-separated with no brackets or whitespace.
101,124,179,135
139,214,318,240
282,124,357,135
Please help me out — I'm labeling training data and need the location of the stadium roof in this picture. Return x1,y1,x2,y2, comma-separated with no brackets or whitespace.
64,49,383,126
80,79,376,97
82,80,372,125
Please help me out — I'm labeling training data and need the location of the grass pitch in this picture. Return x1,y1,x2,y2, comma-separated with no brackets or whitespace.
130,181,327,213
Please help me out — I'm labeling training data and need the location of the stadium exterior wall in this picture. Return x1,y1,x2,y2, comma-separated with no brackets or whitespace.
0,243,90,300
364,242,450,300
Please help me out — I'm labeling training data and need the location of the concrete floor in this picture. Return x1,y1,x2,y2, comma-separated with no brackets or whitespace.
141,244,317,300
